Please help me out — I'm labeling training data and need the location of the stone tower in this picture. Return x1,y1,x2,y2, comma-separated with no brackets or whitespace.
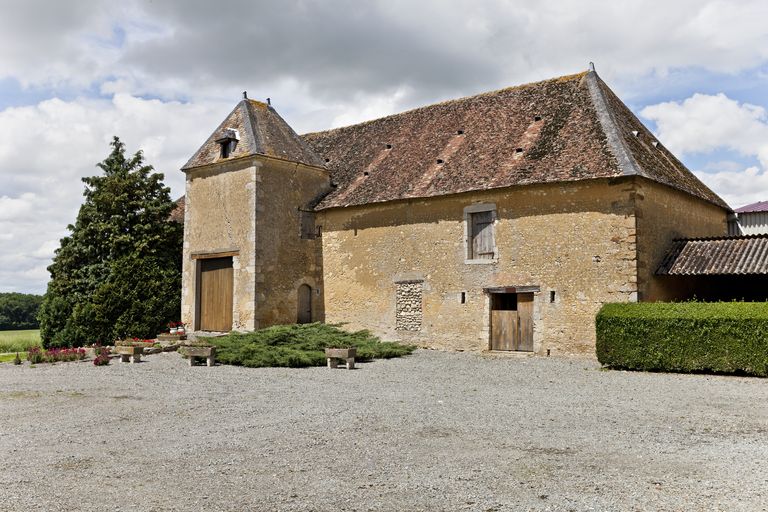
180,98,331,332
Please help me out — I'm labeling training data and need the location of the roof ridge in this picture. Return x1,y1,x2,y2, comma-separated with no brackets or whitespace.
583,71,645,178
241,99,263,155
303,71,589,138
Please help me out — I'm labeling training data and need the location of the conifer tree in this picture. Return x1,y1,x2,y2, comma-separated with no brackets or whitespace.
38,137,183,347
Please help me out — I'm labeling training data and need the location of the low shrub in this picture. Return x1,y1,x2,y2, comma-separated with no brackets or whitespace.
596,302,768,376
93,346,110,366
211,323,415,368
27,346,87,364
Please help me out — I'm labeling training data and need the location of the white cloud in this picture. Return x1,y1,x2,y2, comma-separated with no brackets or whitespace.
0,94,230,294
641,93,768,166
2,0,768,293
694,167,768,209
641,93,768,208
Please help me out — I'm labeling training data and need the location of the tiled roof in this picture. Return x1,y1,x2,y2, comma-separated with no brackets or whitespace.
656,235,768,275
169,196,185,223
735,201,768,214
303,70,729,211
182,99,325,171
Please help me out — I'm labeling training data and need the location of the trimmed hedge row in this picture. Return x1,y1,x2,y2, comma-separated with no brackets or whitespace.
596,302,768,376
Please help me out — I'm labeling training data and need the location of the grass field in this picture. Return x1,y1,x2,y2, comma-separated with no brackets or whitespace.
0,329,41,354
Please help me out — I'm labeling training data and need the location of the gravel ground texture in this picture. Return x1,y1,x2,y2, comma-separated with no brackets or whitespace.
1,349,767,512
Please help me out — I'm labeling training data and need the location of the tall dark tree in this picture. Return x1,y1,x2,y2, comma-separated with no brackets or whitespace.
38,137,183,347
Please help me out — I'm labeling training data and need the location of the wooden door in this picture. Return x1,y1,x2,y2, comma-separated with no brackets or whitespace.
517,293,534,352
297,284,312,324
490,292,534,352
198,257,233,332
491,310,518,350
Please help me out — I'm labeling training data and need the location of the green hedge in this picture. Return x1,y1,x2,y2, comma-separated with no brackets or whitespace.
596,302,768,376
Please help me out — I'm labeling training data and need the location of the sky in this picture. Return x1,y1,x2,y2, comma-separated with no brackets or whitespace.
2,0,768,295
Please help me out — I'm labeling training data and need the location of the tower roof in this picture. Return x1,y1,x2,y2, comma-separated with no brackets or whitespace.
182,99,325,171
303,70,729,211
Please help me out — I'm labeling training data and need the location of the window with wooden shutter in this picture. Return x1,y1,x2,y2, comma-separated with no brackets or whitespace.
470,210,495,259
300,210,316,239
463,203,498,263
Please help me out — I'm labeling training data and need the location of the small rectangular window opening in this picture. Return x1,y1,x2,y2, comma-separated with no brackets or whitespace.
300,210,316,240
460,292,466,304
550,290,556,303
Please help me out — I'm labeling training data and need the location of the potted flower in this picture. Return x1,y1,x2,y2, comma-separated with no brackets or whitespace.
177,322,186,335
169,321,178,335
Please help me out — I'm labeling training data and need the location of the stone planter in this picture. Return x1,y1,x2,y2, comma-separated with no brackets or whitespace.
115,345,143,363
325,347,356,370
179,345,216,367
157,333,187,343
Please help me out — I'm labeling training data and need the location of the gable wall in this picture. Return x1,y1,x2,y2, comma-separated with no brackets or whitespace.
318,178,638,355
634,178,729,301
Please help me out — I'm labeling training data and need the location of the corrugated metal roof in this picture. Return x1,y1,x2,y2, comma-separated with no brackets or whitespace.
656,235,768,275
735,200,768,213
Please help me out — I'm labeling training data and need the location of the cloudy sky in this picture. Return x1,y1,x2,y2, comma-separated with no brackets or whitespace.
2,0,768,294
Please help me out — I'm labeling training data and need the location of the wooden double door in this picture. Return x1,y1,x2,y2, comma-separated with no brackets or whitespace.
198,257,234,332
490,292,533,351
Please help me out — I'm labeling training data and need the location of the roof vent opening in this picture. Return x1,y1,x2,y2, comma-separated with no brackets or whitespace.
631,130,640,137
457,130,464,135
516,148,524,153
651,141,659,148
363,171,369,176
436,159,444,164
324,158,330,163
385,144,392,149
534,115,542,121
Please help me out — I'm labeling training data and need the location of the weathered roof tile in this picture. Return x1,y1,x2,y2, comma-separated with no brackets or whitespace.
303,71,728,211
183,99,325,170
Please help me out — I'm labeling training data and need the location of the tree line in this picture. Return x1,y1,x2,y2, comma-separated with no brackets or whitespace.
0,292,43,330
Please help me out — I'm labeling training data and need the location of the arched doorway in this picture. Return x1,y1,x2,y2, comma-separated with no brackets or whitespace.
297,284,312,324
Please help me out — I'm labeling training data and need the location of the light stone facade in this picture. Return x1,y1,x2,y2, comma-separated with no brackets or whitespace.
181,155,330,332
317,176,728,355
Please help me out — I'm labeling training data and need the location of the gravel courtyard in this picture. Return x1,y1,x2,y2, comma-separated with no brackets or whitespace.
1,350,766,512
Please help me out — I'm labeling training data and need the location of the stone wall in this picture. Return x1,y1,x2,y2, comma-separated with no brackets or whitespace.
318,178,638,355
395,281,423,331
181,158,258,331
633,178,728,301
253,159,331,328
181,156,331,332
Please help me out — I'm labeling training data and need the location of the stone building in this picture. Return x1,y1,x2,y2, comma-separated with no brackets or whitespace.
179,68,730,356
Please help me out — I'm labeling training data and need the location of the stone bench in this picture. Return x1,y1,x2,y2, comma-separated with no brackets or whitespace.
115,346,143,363
179,346,216,367
325,347,356,370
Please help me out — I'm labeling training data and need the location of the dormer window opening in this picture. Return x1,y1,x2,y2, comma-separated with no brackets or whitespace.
216,128,240,159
